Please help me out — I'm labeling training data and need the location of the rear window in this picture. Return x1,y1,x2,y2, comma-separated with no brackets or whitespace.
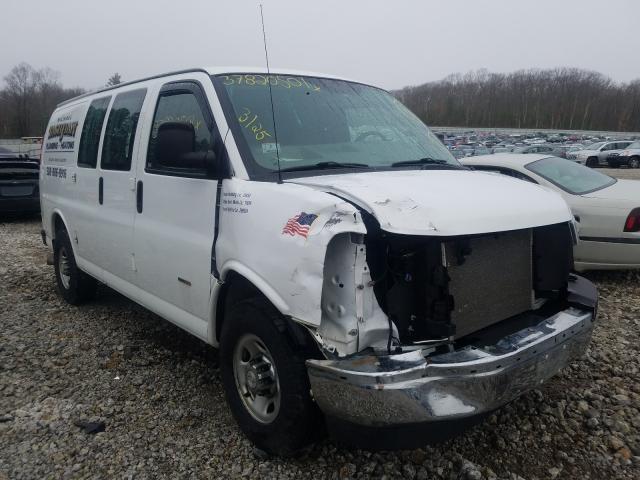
101,89,147,171
526,156,616,194
78,96,110,168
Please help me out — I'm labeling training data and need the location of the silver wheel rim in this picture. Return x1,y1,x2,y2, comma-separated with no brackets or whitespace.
58,247,71,290
233,333,281,424
631,159,639,168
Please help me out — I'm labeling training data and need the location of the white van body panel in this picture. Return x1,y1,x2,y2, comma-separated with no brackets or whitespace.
216,178,366,317
40,102,86,239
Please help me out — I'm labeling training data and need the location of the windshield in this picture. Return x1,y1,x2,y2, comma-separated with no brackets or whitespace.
214,74,457,178
526,156,616,194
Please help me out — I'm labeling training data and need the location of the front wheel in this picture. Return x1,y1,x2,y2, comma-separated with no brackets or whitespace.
53,228,97,305
586,157,598,168
629,157,640,169
220,298,323,456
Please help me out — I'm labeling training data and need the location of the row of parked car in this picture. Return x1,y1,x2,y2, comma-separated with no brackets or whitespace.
443,133,640,169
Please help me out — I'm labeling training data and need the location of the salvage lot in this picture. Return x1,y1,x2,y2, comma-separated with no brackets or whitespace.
1,169,639,480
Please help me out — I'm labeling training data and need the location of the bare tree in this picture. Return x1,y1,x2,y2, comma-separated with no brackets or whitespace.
3,63,38,136
0,63,85,138
396,68,640,132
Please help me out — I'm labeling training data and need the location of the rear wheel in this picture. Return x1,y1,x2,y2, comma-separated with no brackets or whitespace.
53,228,97,305
220,297,322,456
629,157,640,169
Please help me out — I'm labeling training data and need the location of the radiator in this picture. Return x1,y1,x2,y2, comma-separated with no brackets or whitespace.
444,229,533,339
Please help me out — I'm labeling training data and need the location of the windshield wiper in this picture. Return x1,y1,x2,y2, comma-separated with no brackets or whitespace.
391,157,464,169
279,161,371,173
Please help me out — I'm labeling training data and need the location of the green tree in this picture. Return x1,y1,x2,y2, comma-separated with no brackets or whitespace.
106,73,122,87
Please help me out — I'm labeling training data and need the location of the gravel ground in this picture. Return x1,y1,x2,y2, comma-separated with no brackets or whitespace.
1,171,639,479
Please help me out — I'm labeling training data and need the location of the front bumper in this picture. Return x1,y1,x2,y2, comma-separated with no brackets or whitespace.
307,278,597,433
0,180,40,213
0,196,40,213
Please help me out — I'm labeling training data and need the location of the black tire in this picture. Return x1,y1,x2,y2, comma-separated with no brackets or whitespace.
586,157,598,168
53,228,97,305
630,157,640,169
220,297,323,456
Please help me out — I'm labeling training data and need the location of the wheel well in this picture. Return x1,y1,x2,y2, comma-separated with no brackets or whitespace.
52,213,66,240
215,271,262,341
215,271,321,356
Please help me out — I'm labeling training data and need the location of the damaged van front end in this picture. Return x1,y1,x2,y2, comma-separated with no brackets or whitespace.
211,72,598,452
285,171,598,448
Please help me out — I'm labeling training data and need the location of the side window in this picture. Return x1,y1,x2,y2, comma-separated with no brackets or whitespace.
77,96,110,168
146,85,215,176
101,89,147,171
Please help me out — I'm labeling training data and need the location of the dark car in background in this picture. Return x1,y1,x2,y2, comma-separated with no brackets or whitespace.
0,153,40,215
608,141,640,168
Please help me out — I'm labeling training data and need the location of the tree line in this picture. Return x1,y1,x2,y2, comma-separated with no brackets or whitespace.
395,68,640,132
0,63,122,139
2,64,639,137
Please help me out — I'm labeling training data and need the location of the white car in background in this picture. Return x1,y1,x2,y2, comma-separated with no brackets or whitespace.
463,154,640,271
566,141,633,167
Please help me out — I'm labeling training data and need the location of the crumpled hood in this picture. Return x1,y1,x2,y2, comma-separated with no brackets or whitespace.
289,170,572,236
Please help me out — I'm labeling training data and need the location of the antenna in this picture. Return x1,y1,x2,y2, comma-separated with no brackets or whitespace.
260,4,282,184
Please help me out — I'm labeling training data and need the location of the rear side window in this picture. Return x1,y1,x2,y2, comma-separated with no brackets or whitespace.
101,89,147,171
146,84,215,176
77,96,110,168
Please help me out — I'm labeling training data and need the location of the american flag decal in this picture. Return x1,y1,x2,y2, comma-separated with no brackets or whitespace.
282,212,318,239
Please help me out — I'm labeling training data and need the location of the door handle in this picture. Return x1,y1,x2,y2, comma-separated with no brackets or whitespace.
98,177,103,205
136,180,143,213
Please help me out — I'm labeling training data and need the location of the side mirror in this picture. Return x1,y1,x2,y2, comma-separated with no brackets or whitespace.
155,122,221,177
157,122,196,168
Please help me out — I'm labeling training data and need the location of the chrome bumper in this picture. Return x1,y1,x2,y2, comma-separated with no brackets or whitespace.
307,306,595,427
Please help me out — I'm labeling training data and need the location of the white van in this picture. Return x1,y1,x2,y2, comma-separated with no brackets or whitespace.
40,67,598,453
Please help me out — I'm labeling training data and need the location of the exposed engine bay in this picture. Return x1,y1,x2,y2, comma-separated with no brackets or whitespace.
364,221,575,346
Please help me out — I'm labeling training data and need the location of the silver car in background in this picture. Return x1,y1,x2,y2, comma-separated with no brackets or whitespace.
569,141,634,167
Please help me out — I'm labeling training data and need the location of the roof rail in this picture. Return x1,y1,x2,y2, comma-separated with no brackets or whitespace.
57,68,210,108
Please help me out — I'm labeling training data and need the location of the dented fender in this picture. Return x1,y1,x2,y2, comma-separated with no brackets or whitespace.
214,178,372,351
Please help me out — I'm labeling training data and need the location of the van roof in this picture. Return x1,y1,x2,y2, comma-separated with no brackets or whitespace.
57,66,360,108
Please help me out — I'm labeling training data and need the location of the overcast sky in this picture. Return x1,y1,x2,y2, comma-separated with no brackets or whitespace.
2,0,639,91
